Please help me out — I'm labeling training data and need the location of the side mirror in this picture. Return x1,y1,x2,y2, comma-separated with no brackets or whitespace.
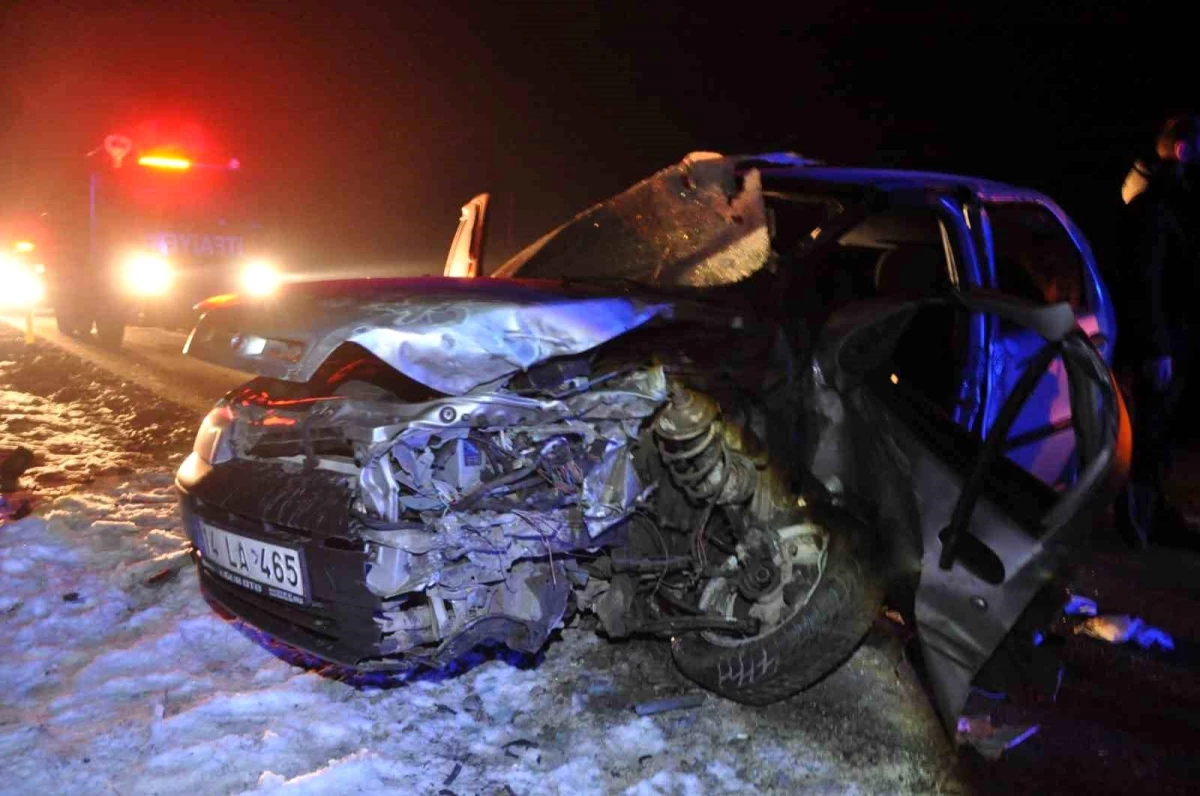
443,193,490,278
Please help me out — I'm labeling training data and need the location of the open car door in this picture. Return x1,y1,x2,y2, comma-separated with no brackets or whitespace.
443,193,490,278
812,291,1130,730
979,200,1112,486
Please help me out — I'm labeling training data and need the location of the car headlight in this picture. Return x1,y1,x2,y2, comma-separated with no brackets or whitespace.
193,404,234,465
240,260,281,296
122,252,173,296
0,256,45,309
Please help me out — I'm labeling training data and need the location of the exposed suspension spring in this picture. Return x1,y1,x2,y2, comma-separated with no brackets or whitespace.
653,385,754,505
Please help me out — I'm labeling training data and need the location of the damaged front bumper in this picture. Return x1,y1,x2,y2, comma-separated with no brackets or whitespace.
177,456,394,668
174,365,670,670
178,456,574,670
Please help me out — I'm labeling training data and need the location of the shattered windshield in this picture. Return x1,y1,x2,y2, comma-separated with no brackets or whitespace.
493,156,777,287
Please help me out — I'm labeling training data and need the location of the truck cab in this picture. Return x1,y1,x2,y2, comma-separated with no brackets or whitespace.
48,135,279,346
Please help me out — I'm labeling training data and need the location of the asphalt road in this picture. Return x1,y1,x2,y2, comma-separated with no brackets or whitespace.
2,311,252,415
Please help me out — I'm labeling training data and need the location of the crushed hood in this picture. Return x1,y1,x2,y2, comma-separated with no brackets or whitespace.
186,153,771,395
184,277,738,395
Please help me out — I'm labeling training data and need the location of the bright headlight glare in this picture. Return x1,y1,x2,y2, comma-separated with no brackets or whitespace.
122,252,172,296
241,261,281,296
0,257,46,309
193,404,233,465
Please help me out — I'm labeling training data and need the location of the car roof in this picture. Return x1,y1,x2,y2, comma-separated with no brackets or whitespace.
731,152,1048,204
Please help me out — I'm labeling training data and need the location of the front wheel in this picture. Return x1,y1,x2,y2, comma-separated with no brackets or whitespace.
55,312,85,336
671,506,883,704
54,302,90,336
94,317,125,348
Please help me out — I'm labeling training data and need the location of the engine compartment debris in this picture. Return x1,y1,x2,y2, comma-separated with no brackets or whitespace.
204,338,828,673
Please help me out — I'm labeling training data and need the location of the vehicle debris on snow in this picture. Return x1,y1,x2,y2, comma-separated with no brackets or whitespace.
632,693,707,716
1074,614,1176,650
955,715,1041,760
1062,594,1099,617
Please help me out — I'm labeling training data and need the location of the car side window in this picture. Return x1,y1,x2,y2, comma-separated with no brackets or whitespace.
778,204,954,316
774,202,969,418
986,202,1086,311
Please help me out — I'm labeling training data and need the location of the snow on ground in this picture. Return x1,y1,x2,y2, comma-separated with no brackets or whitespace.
1,327,960,794
0,330,196,497
1,492,957,795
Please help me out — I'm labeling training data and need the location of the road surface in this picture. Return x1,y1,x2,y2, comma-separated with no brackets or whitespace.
3,312,252,415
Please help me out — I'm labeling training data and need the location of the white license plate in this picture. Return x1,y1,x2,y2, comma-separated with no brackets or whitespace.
200,523,308,605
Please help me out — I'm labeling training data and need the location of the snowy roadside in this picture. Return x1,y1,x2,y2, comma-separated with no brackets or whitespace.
0,329,196,498
1,327,960,795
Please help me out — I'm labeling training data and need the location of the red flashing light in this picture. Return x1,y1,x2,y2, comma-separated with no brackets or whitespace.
138,155,191,170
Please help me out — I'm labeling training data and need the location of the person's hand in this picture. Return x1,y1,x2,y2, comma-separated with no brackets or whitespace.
1145,355,1174,391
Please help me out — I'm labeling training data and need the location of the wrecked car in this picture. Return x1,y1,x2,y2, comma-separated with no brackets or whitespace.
176,152,1129,730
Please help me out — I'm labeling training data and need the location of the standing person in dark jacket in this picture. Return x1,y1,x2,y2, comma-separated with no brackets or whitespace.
1121,114,1200,546
1121,122,1179,206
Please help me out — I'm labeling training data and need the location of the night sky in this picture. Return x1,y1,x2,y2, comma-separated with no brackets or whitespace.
0,5,1189,275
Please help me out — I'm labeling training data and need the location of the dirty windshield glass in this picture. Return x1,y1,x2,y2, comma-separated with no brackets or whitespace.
494,156,772,287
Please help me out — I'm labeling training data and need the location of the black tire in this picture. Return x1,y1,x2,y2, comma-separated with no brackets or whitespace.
670,509,884,705
94,317,126,348
55,313,78,336
54,305,89,336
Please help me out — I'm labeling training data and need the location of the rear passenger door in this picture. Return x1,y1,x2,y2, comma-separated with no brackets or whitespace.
980,201,1099,486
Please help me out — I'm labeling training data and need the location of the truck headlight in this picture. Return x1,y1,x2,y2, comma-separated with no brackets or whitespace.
240,260,281,296
0,256,45,309
193,404,233,465
122,252,173,296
